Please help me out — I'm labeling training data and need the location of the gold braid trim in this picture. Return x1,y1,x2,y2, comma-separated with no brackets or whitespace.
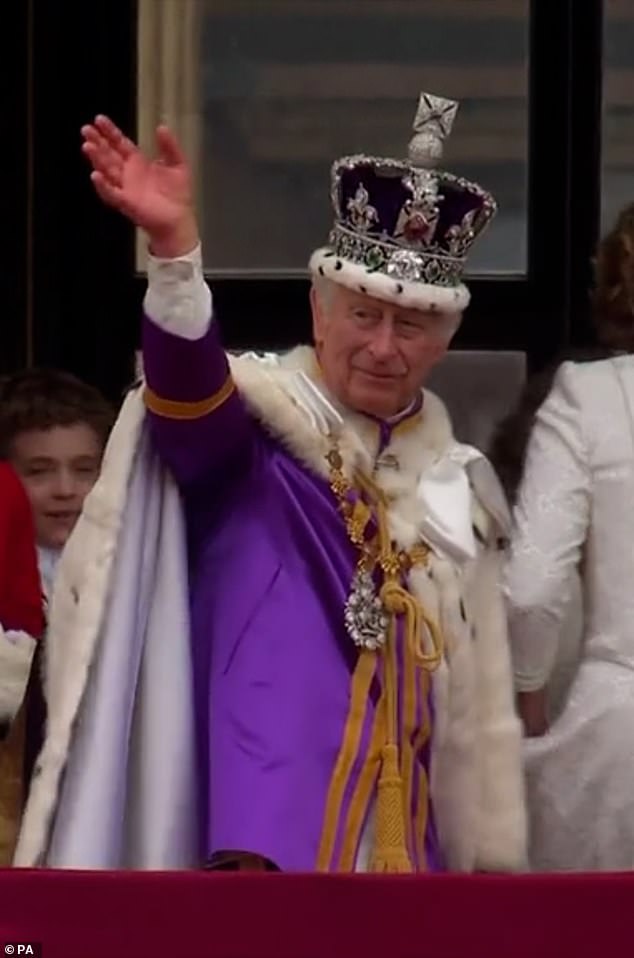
315,652,378,871
143,375,235,420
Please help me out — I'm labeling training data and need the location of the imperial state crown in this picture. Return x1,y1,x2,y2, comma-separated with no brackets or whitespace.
309,92,497,314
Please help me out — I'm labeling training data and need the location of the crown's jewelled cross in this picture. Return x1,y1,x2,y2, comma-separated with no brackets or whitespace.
413,93,458,140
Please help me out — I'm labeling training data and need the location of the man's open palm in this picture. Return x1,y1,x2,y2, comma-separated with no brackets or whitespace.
81,115,193,236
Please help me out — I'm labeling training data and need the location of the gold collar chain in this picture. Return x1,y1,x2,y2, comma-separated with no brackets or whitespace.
326,444,442,671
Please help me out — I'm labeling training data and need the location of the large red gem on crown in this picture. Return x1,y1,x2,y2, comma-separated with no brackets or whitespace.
403,212,429,242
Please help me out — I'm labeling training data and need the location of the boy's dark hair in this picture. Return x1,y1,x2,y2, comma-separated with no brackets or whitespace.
0,367,115,458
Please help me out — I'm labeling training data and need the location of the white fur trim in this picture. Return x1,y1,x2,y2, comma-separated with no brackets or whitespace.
15,346,526,871
0,626,36,732
309,248,470,314
468,547,528,871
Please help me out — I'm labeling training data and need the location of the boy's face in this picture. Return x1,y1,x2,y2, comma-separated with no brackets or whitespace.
10,423,102,550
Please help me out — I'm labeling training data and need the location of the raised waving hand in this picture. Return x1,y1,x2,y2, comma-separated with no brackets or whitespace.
81,115,198,257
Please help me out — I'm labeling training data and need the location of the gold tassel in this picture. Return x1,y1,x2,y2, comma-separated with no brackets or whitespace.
369,609,413,873
369,743,413,873
346,468,444,874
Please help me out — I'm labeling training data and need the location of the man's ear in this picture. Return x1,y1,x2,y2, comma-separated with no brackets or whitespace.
437,312,462,356
430,340,451,365
310,284,325,347
429,313,462,365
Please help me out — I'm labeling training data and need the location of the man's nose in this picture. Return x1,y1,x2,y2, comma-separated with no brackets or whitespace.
367,320,398,359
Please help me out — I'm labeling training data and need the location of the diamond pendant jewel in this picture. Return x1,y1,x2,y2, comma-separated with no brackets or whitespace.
344,569,389,651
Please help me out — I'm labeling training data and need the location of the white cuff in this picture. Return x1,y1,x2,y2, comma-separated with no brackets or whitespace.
144,242,213,341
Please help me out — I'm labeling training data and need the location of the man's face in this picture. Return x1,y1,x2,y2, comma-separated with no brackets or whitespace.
10,423,102,550
311,282,459,418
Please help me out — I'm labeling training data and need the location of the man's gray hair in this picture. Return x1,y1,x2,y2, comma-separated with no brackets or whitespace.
311,273,339,308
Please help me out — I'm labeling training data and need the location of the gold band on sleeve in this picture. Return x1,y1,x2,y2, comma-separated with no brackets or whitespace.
143,374,235,420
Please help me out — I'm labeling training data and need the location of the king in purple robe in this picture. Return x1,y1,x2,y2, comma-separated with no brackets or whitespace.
15,93,526,874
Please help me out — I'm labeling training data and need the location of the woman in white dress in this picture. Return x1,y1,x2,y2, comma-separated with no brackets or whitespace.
505,202,634,871
488,361,590,725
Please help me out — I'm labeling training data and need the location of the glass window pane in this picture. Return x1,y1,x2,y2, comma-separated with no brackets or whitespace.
602,0,634,230
138,0,529,276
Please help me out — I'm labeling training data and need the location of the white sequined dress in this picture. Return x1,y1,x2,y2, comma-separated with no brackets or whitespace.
505,355,634,871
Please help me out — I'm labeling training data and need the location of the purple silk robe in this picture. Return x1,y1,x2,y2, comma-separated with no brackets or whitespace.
143,316,442,872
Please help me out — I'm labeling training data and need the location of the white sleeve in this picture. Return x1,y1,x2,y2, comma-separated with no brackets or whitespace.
143,242,213,341
504,362,591,692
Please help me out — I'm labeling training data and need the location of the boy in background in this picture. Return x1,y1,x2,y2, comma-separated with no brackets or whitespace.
0,368,113,862
0,369,114,596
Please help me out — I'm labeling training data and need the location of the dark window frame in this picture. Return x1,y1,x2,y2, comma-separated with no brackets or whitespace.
2,1,30,374
9,0,603,400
